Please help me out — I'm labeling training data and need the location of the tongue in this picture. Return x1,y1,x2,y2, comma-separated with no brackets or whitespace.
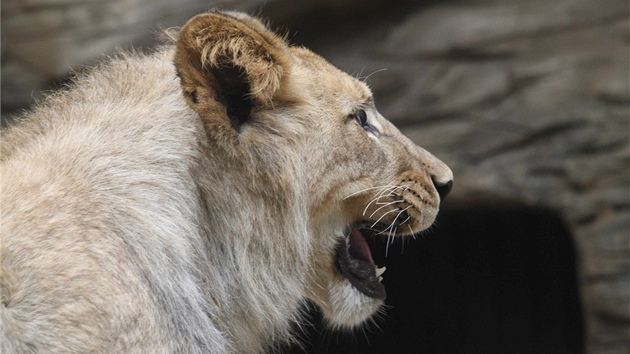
348,228,374,265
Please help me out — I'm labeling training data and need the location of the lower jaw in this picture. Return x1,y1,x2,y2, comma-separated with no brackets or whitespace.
335,237,386,300
318,280,385,328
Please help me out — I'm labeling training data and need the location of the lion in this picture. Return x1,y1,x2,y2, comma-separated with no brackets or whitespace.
0,11,453,353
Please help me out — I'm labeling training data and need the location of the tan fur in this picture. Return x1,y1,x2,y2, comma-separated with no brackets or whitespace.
0,11,453,353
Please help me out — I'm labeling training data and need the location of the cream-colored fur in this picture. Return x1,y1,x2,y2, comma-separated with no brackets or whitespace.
0,11,453,353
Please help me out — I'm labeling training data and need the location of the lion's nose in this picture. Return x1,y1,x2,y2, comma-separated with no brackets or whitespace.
409,143,453,203
432,177,453,202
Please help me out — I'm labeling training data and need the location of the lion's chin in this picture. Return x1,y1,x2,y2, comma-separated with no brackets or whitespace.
313,224,391,328
314,219,428,328
323,278,384,328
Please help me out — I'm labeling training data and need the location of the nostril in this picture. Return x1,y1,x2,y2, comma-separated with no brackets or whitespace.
433,178,453,202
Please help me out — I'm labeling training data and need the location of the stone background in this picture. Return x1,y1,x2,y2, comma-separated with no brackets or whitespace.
2,0,628,353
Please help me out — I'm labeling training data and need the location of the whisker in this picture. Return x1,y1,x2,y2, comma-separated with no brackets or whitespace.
379,204,410,240
390,205,409,227
343,184,396,200
381,185,406,196
359,68,388,83
369,200,404,219
356,63,368,80
385,225,398,257
371,209,400,229
362,195,381,216
374,184,405,200
385,223,394,257
362,186,400,216
348,184,409,235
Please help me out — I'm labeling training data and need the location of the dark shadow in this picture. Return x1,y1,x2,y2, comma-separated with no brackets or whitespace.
288,205,584,354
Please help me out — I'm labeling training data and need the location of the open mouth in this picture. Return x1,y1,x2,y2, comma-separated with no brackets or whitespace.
335,223,390,300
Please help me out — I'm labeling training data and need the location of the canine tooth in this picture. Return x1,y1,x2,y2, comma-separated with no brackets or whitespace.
378,276,383,282
375,266,386,277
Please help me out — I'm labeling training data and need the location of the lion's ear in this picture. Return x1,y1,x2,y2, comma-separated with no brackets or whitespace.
174,12,288,130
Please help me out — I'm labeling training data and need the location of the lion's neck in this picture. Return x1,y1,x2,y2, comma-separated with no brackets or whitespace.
192,151,311,352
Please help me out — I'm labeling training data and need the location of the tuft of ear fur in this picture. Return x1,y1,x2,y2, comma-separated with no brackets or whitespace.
174,11,289,130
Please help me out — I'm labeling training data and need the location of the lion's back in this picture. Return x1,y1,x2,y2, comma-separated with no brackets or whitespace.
0,48,229,352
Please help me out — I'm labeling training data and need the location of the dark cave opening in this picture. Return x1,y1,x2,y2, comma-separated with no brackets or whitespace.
289,205,585,354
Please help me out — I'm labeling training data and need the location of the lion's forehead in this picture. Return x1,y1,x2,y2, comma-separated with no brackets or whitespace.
288,47,371,110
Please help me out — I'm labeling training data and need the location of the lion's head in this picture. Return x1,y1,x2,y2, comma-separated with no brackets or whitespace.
174,11,453,330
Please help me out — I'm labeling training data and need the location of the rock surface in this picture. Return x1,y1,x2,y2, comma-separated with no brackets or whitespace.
2,0,628,352
1,0,266,115
296,1,628,352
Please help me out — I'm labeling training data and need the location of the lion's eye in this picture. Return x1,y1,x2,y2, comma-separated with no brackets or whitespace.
349,109,378,135
355,110,368,127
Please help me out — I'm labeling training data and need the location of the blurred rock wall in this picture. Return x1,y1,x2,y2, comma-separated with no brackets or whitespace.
1,0,266,113
301,2,627,352
2,0,628,352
